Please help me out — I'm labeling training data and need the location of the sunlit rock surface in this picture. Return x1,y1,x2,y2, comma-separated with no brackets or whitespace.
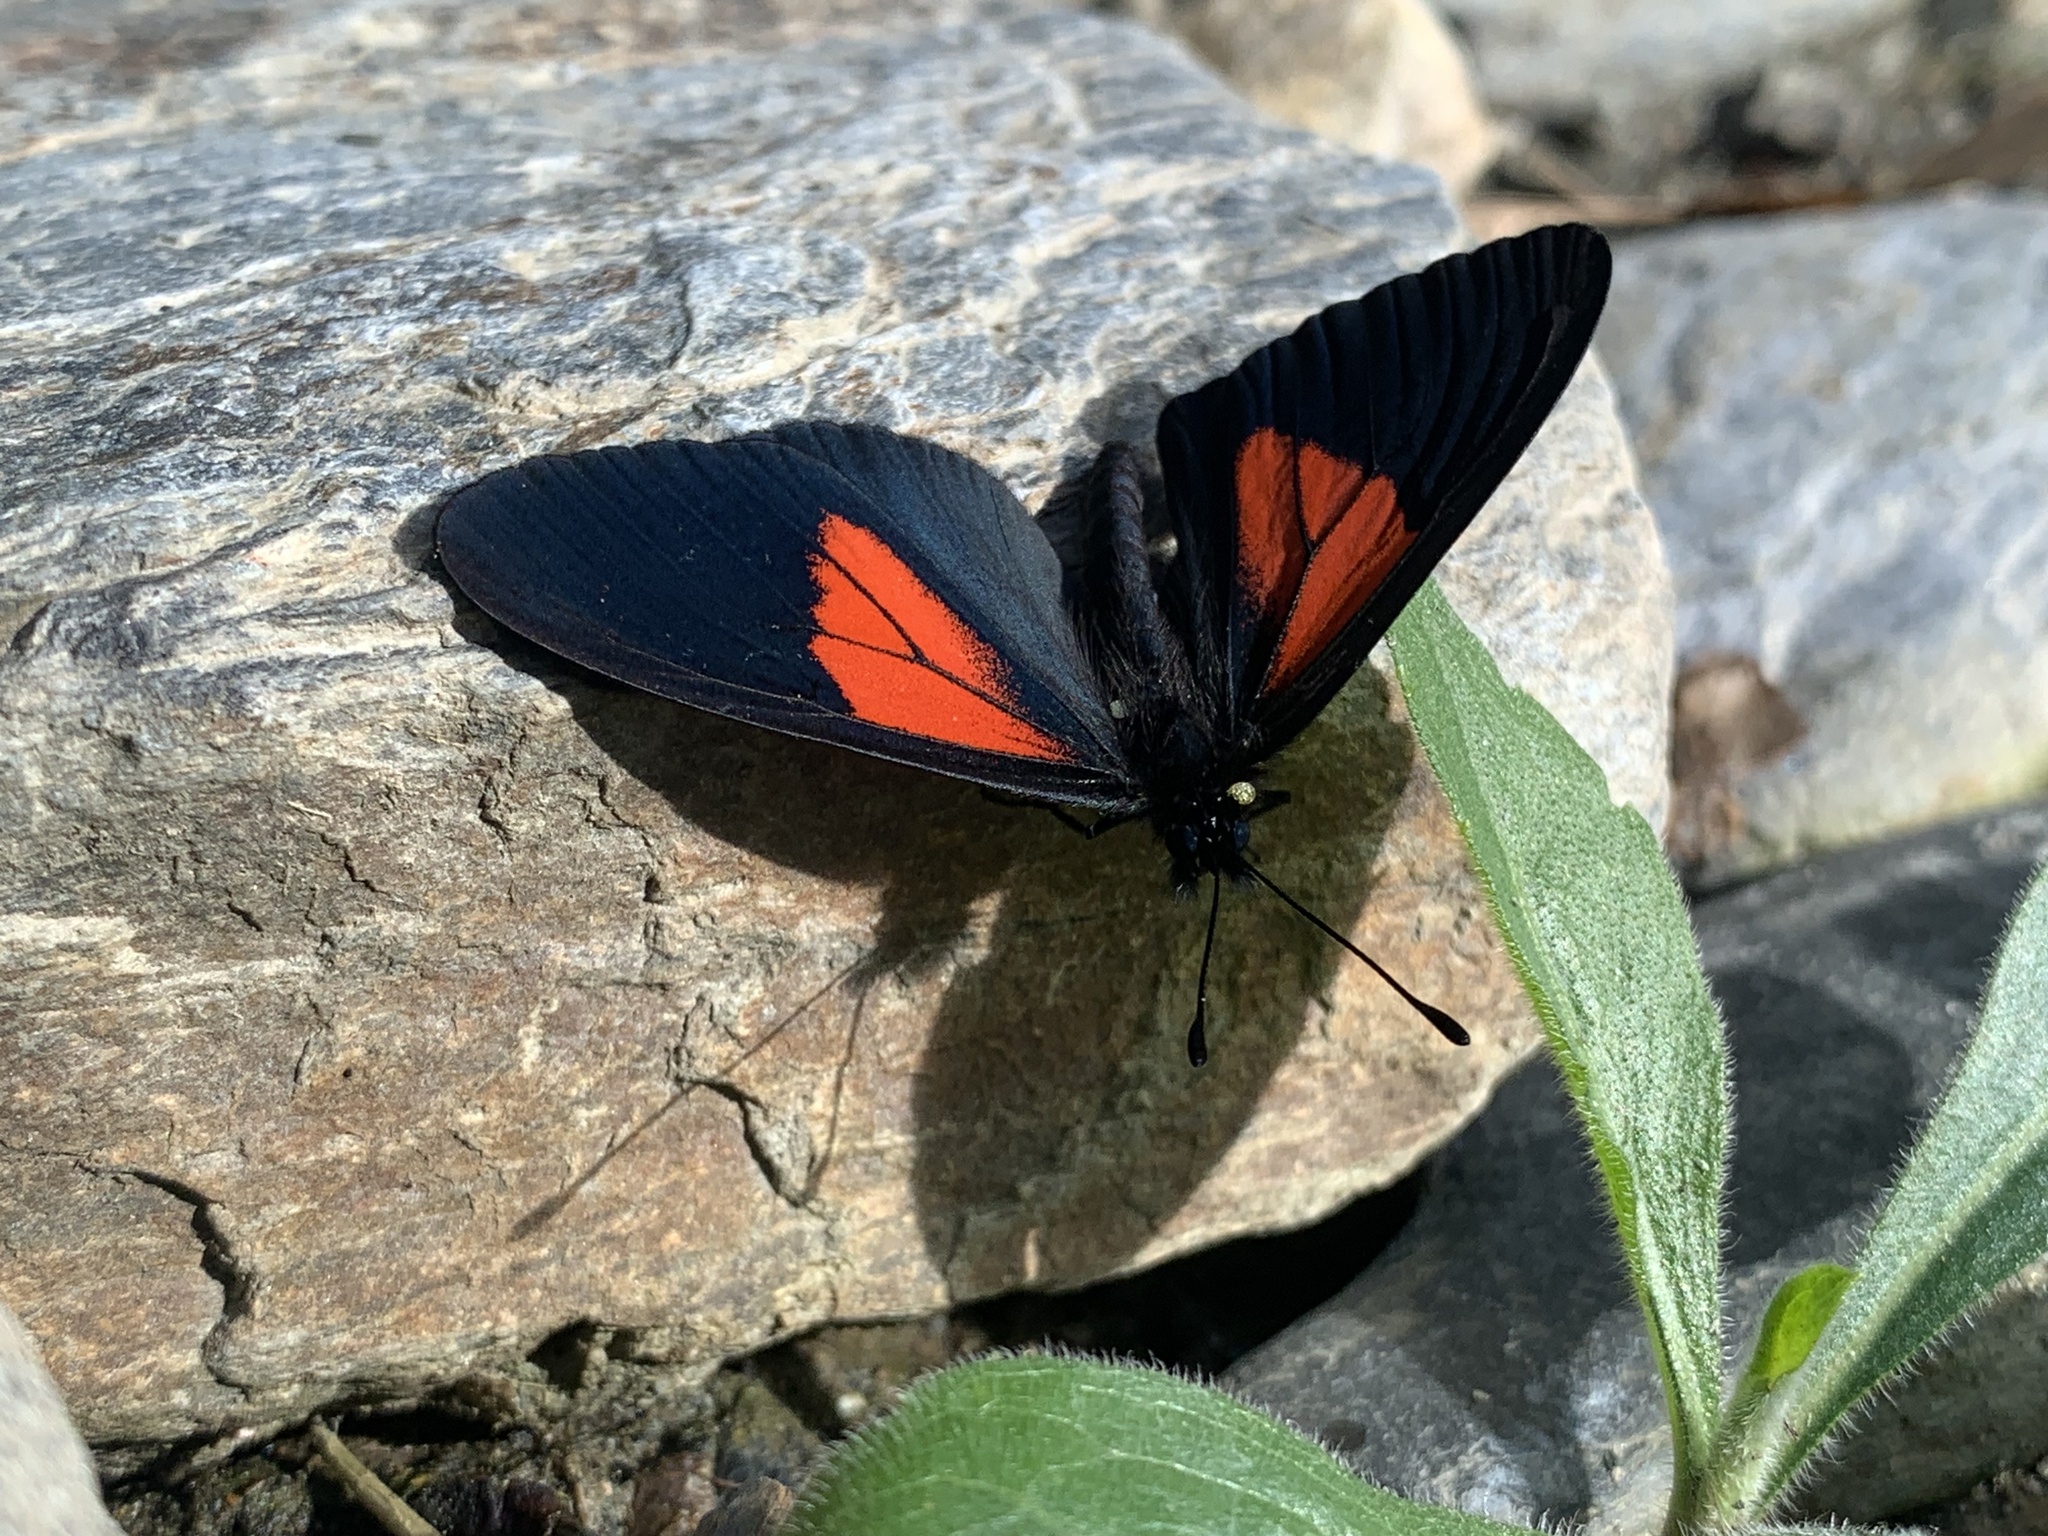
0,0,1670,1442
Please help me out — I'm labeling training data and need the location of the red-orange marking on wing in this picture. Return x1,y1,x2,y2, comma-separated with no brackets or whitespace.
1232,427,1311,626
807,513,1074,762
1233,427,1414,697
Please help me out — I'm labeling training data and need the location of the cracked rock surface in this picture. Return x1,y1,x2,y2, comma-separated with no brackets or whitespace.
0,0,1671,1444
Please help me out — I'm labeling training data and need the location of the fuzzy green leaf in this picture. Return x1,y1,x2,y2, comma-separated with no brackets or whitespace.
1744,1264,1856,1391
784,1355,1530,1536
1387,581,1728,1506
1704,860,2048,1525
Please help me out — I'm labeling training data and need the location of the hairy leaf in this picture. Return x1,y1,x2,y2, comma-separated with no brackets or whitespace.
784,1355,1529,1536
1705,861,2048,1524
1388,581,1729,1504
1746,1264,1856,1391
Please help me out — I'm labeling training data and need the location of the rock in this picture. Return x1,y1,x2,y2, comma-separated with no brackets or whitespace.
1225,802,2048,1532
1107,0,1500,195
0,1300,121,1536
695,1478,796,1536
1441,0,2046,206
1936,1455,2048,1536
1665,652,1807,875
409,1474,577,1536
0,0,1671,1446
628,1448,722,1536
1599,192,2048,882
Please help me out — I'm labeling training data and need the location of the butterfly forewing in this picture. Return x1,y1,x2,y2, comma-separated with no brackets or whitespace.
1154,223,1612,759
438,227,1609,827
437,426,1137,807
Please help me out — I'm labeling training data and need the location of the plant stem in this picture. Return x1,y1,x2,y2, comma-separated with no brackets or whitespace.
308,1420,441,1536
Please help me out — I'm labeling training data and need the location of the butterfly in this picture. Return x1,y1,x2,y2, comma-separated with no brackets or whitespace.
437,223,1612,1066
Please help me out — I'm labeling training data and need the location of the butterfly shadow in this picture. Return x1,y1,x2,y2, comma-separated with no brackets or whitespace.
551,656,1413,1313
411,486,1413,1319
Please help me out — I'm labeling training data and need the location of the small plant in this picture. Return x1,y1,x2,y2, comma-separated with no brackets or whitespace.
782,581,2048,1536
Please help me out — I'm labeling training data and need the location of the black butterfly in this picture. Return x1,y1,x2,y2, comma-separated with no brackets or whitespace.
438,223,1612,1064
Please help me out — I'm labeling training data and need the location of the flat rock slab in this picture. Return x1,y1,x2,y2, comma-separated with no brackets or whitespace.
1601,193,2048,880
0,1,1670,1444
1226,801,2048,1532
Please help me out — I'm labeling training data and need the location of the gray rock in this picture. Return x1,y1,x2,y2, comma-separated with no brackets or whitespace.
0,1301,121,1536
1441,0,2042,204
1107,0,1500,194
1599,193,2048,881
0,0,1671,1446
1226,802,2048,1532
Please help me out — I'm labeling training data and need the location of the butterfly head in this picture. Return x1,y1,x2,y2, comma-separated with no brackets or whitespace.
1154,779,1265,892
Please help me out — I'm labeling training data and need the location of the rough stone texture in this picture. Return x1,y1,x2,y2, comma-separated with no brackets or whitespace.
1108,0,1500,194
1936,1454,2048,1536
0,1301,121,1536
1441,0,2048,205
1600,193,2048,882
0,0,1671,1446
1225,802,2048,1533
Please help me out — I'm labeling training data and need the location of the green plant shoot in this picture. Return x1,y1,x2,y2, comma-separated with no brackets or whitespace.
1388,579,1730,1522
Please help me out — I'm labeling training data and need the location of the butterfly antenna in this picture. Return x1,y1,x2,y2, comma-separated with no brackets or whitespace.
1187,870,1222,1067
1241,860,1470,1046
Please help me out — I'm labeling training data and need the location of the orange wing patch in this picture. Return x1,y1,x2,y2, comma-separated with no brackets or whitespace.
1234,427,1414,696
807,513,1074,762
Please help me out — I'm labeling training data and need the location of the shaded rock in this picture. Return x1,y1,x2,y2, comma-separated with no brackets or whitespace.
1666,652,1807,873
695,1478,795,1536
0,1300,121,1536
0,0,1670,1447
1910,84,2048,193
714,1379,821,1492
1225,802,2048,1531
409,1474,577,1536
1935,1454,2048,1536
1443,0,2047,207
1108,0,1500,194
627,1448,721,1536
1600,192,2048,882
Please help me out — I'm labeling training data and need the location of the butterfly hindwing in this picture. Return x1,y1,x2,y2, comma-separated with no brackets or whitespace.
1155,223,1612,757
437,425,1137,807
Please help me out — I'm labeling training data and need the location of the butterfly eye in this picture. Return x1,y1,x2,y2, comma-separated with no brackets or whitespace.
1226,780,1257,807
1109,699,1129,720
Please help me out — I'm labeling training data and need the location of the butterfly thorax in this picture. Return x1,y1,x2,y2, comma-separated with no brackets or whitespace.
1056,443,1262,888
1150,792,1252,890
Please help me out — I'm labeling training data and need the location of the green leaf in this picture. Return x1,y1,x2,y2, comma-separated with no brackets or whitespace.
783,1355,1530,1536
1703,860,2048,1525
1744,1264,1856,1390
1387,581,1729,1512
1719,1263,1856,1456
